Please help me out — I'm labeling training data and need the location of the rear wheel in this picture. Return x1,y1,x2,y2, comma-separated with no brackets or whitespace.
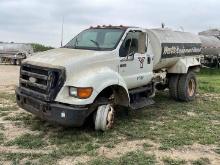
12,59,17,65
178,72,197,101
168,74,180,100
17,59,22,65
94,104,115,131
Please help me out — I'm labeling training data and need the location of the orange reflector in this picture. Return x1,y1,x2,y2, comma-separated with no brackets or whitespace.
77,87,93,99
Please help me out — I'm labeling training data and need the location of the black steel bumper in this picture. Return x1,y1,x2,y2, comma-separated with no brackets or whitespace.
15,87,92,127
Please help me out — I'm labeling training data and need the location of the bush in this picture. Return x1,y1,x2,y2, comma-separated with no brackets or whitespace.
31,43,54,52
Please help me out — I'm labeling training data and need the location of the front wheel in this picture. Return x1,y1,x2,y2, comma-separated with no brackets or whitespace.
94,104,115,131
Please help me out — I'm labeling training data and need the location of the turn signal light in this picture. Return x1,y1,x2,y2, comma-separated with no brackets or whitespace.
78,87,93,99
69,87,93,99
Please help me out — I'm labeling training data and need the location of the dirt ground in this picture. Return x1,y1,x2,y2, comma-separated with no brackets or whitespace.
0,65,19,92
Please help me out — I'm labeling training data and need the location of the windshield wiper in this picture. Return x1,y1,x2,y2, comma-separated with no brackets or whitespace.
90,40,100,49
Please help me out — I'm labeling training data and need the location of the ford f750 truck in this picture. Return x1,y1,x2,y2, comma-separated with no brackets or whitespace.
16,25,202,131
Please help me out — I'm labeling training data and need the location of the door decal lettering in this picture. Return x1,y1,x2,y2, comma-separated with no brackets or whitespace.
138,57,145,68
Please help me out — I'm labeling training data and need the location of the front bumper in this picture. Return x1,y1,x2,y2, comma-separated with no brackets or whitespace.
16,87,92,127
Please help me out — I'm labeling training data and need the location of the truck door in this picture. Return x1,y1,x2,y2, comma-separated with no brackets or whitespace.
118,31,153,89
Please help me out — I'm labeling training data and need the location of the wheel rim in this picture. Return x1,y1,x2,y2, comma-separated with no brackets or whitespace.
187,79,195,97
106,105,114,129
95,104,114,131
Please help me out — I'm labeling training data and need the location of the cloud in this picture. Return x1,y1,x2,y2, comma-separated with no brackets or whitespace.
0,0,219,47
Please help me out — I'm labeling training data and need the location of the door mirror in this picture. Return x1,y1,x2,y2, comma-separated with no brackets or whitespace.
127,51,134,60
119,46,127,57
120,51,135,61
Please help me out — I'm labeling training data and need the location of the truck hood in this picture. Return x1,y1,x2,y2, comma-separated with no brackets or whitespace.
25,48,108,67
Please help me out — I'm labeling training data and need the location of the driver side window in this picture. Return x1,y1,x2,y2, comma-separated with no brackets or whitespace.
119,31,146,57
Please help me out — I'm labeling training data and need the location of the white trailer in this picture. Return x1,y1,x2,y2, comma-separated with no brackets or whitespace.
0,43,33,65
16,26,201,131
199,35,220,68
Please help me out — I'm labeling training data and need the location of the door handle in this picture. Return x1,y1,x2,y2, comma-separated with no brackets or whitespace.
120,64,127,67
147,57,151,64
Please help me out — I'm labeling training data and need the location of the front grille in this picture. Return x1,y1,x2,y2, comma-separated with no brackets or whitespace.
19,63,65,101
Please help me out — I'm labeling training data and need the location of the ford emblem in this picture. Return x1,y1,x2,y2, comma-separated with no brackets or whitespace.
29,77,37,83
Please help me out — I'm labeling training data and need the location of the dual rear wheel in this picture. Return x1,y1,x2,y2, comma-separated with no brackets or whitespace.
169,72,197,101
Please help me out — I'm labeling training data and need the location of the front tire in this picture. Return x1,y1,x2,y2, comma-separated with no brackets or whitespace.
178,72,197,101
94,104,115,131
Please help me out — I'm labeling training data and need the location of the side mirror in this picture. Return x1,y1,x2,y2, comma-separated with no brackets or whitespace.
127,51,134,60
119,46,127,57
120,51,135,61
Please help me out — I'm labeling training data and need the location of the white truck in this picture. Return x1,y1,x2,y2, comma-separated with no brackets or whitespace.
16,26,201,131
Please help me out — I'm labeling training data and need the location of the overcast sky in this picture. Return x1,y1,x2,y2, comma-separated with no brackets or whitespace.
0,0,219,47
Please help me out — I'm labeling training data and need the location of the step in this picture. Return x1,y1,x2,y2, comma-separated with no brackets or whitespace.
130,97,155,110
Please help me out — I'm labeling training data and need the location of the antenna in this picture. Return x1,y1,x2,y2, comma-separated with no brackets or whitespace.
161,22,165,28
61,16,64,47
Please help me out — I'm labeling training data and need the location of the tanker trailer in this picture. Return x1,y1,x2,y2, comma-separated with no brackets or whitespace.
199,35,220,68
199,29,220,40
0,43,33,65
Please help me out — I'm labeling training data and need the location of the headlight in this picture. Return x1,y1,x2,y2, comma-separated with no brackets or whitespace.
69,87,77,97
69,87,93,99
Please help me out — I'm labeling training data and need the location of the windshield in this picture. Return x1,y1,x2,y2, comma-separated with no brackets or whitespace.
64,28,125,51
